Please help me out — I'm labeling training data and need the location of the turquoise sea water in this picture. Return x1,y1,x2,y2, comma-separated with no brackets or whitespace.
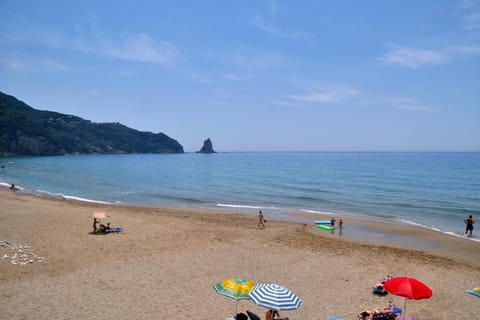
1,152,479,241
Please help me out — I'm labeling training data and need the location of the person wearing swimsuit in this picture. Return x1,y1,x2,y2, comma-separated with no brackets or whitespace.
465,215,475,237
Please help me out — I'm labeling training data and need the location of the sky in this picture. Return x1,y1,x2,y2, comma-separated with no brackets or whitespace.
1,0,479,152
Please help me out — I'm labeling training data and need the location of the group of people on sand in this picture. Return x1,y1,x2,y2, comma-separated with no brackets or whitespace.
258,210,346,231
92,218,111,234
259,210,475,239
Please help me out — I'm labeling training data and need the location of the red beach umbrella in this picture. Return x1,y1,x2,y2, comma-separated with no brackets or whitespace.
383,277,432,320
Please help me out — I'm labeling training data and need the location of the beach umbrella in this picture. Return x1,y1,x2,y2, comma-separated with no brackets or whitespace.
383,276,432,320
90,212,109,219
248,283,302,320
213,277,254,316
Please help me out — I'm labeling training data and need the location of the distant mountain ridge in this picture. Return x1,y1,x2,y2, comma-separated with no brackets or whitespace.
0,91,184,156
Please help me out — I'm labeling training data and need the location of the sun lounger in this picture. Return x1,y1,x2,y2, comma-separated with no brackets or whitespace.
358,313,394,320
247,311,261,320
357,307,401,320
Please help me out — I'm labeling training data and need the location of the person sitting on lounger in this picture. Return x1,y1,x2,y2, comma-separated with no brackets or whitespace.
99,223,111,233
357,307,393,320
357,310,374,320
374,307,393,315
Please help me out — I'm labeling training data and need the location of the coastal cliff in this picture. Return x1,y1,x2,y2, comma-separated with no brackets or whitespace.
0,91,184,155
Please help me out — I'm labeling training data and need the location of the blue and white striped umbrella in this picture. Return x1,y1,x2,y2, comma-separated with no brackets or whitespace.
248,283,302,311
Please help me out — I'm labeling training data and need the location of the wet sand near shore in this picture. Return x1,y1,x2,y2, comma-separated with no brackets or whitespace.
1,189,479,320
289,211,480,268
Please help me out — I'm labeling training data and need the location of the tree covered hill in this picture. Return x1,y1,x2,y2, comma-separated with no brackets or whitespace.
0,91,184,155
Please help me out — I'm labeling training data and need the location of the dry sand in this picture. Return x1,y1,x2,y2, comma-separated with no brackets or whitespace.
1,189,479,320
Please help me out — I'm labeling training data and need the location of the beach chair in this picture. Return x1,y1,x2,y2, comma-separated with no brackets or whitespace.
246,311,261,320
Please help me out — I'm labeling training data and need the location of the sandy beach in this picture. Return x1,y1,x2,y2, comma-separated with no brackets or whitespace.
1,189,479,320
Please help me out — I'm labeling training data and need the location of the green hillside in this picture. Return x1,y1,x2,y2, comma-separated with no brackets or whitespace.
0,92,184,155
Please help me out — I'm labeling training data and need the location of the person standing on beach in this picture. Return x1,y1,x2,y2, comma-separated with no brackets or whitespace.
464,215,475,237
339,218,343,229
258,210,265,229
330,217,336,227
92,218,98,233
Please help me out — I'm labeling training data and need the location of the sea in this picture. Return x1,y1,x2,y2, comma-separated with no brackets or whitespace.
1,152,479,242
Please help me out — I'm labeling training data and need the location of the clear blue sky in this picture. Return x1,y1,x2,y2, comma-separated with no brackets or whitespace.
1,1,479,152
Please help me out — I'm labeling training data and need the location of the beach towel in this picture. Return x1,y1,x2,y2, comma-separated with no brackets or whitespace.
468,287,480,298
108,226,123,233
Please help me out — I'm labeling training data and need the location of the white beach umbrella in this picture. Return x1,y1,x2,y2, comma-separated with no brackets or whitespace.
248,283,302,319
90,212,110,219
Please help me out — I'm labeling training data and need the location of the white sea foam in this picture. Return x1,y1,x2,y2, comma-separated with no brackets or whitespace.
0,181,23,191
4,153,479,244
398,218,480,242
217,203,279,210
300,209,335,215
31,189,110,204
60,195,110,204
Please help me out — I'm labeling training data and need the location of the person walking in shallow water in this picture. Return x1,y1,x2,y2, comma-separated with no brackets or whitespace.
464,215,475,237
258,210,265,229
330,217,336,227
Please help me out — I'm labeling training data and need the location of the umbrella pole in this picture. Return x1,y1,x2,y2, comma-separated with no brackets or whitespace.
235,299,238,317
403,298,407,320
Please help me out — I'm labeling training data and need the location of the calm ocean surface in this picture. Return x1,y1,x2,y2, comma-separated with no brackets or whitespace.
1,152,479,241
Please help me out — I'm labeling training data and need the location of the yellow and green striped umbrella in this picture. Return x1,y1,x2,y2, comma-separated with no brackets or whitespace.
213,277,254,316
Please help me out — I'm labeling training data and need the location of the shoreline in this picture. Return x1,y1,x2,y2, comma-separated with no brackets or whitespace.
1,189,480,319
2,182,478,245
2,187,479,267
2,151,479,246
